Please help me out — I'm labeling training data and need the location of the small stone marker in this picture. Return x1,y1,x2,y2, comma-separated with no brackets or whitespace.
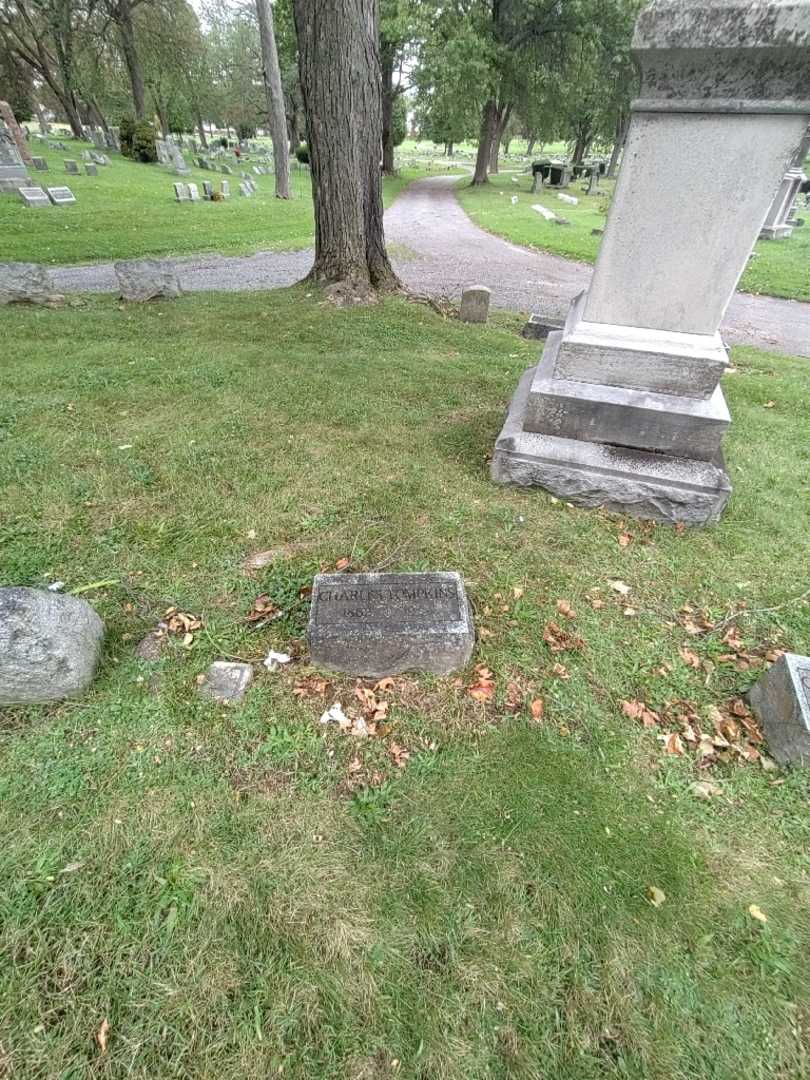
174,181,190,202
64,159,79,174
198,661,254,704
46,186,76,206
460,285,491,324
202,180,214,199
238,181,252,197
85,163,97,176
749,653,810,765
307,571,474,678
531,204,557,221
187,182,200,201
32,156,47,171
114,258,182,301
221,164,232,174
0,262,61,305
220,180,230,198
557,192,578,205
0,587,105,705
18,186,50,208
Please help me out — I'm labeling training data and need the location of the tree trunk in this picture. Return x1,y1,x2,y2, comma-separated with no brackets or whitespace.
502,137,511,156
36,103,50,135
488,102,511,175
380,38,395,175
256,0,290,198
472,98,498,185
196,113,208,149
293,0,398,297
116,0,146,120
607,115,628,178
526,135,536,156
572,130,591,165
157,100,169,137
89,97,110,133
446,142,454,157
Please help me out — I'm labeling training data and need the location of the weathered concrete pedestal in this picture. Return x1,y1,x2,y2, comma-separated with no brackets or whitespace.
493,0,810,525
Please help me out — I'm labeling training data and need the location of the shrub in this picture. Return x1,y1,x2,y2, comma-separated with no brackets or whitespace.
295,142,309,164
119,115,136,158
236,123,255,142
132,120,158,163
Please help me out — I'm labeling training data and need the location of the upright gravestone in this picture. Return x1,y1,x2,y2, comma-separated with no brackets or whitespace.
749,653,810,766
85,163,97,176
0,128,30,192
202,180,214,200
31,156,48,171
220,180,230,199
187,182,200,201
492,0,810,526
0,100,33,166
308,572,474,677
64,159,79,175
168,141,190,176
460,285,491,324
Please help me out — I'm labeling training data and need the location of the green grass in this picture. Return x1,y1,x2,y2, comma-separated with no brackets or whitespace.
1,290,810,1078
0,139,443,265
456,173,810,303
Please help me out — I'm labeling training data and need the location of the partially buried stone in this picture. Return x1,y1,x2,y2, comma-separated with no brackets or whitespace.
460,285,491,324
0,587,105,705
114,258,182,302
307,571,474,678
749,653,810,766
0,262,61,305
198,661,253,704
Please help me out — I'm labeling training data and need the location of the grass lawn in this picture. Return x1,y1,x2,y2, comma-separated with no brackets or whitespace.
1,290,810,1077
456,174,810,303
0,139,445,265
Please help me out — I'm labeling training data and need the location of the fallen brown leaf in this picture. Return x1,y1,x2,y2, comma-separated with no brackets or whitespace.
543,620,584,653
530,697,545,720
556,599,576,619
96,1018,110,1054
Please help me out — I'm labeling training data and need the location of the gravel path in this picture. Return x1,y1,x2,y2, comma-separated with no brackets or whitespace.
51,174,810,358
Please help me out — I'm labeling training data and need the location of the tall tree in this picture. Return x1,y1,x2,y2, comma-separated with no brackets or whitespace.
293,0,397,299
107,0,147,118
255,0,289,197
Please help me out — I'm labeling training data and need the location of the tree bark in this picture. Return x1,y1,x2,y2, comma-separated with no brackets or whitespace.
488,103,511,174
196,113,208,149
293,0,398,297
156,100,169,136
380,36,395,175
572,129,591,165
526,134,536,156
472,98,498,185
116,0,146,120
256,0,290,198
607,115,628,178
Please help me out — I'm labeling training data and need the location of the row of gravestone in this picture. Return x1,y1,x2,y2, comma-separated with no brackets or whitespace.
174,178,257,202
18,186,76,208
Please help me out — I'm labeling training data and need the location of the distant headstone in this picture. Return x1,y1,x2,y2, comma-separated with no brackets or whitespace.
460,285,491,324
174,181,190,202
198,661,253,704
0,587,105,705
0,262,61,305
196,156,207,169
307,571,474,678
31,156,47,171
168,141,189,175
220,179,230,198
253,166,261,175
558,192,578,205
92,152,110,166
84,163,97,176
47,186,76,206
63,159,79,174
106,128,120,152
187,182,200,201
238,180,252,197
114,258,182,301
531,204,557,221
749,653,810,765
221,164,232,174
202,180,214,200
18,186,50,208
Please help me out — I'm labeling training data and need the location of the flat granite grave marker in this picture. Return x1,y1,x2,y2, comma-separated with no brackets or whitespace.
64,159,79,174
18,185,50,208
308,571,474,678
46,186,76,206
749,653,810,766
85,163,97,176
31,156,47,171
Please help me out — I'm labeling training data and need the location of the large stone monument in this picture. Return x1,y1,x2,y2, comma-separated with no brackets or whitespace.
0,99,33,166
492,0,810,526
760,123,810,239
0,127,30,193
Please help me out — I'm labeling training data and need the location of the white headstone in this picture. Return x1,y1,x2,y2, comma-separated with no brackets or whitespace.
46,186,77,206
18,185,50,208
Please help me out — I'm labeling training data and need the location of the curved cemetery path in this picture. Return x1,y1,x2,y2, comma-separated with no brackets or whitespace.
51,174,810,358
